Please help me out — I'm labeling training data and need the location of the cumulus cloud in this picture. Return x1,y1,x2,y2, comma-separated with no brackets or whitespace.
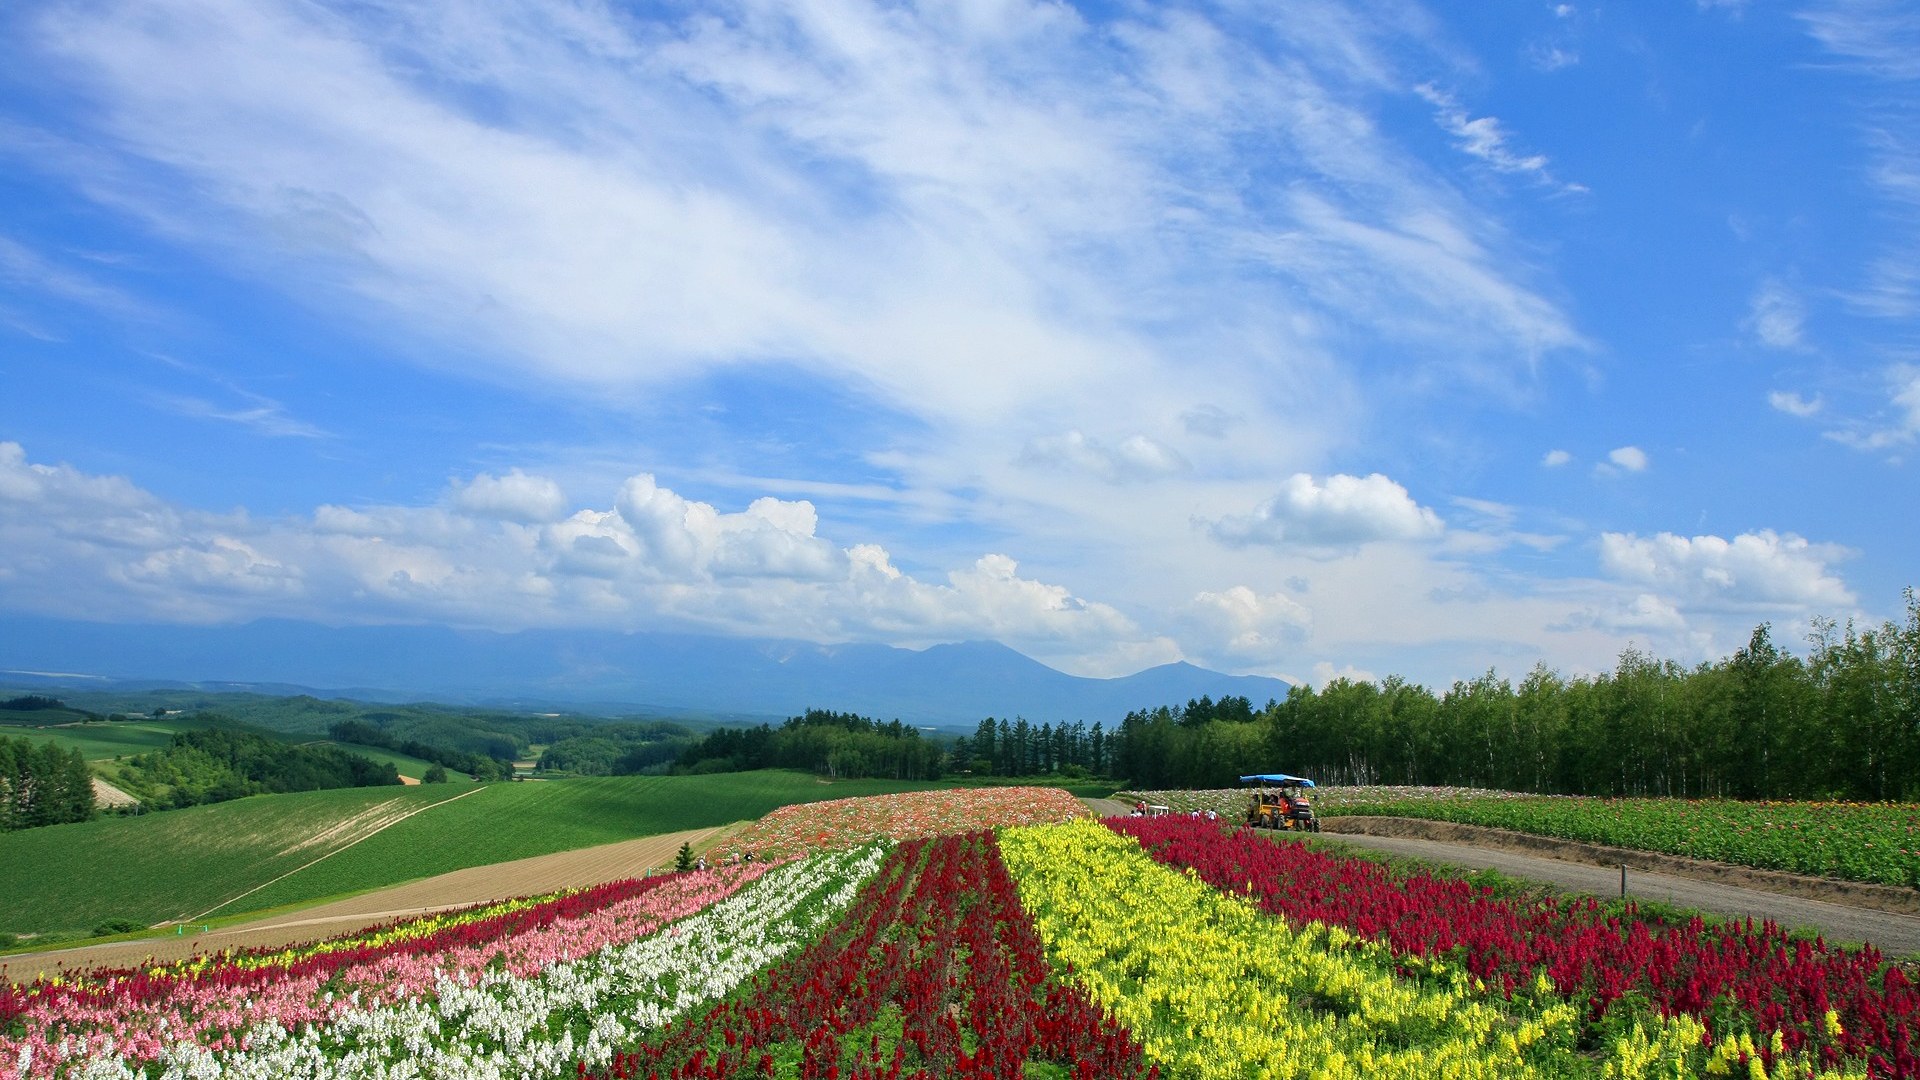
0,440,1160,670
1599,529,1854,609
1769,390,1824,417
451,469,569,523
1595,445,1649,475
1541,448,1571,467
1190,585,1313,658
1210,473,1444,550
1018,430,1188,483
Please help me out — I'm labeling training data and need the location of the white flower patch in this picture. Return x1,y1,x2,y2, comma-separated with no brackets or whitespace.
63,845,887,1080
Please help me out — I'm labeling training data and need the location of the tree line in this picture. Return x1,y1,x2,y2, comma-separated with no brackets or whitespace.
1109,592,1920,801
0,736,95,830
328,719,514,781
116,722,402,809
678,708,945,780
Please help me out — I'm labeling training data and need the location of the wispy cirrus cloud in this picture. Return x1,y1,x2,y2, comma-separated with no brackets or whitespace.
8,0,1582,468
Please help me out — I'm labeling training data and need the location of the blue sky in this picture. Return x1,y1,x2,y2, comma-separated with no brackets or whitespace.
1,0,1915,687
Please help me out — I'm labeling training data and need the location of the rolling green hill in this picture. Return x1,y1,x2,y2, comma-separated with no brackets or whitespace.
308,740,478,783
5,719,200,762
0,771,951,938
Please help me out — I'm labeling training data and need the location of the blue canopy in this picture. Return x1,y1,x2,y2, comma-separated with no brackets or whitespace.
1239,773,1316,787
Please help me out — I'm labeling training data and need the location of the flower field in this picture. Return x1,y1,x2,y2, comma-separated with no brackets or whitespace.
8,786,1918,1078
709,785,1087,862
1121,787,1920,888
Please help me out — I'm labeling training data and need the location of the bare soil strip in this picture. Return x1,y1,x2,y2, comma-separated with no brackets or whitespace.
1320,816,1920,916
2,826,727,981
89,777,138,809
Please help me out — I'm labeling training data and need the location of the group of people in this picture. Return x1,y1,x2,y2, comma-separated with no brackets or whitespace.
1129,800,1217,821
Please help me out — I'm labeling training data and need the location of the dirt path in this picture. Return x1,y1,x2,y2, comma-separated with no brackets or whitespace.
89,776,138,808
1,825,729,981
1302,828,1920,958
1080,797,1131,818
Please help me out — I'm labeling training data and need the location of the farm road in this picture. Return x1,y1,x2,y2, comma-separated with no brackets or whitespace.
1304,830,1920,958
2,825,726,980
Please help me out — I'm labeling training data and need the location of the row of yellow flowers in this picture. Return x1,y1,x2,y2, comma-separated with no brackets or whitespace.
1000,819,1858,1080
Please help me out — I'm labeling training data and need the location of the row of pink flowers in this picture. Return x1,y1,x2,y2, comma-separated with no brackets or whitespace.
712,786,1087,862
3,864,769,1075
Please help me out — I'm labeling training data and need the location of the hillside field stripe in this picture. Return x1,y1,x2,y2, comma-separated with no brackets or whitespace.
185,785,487,923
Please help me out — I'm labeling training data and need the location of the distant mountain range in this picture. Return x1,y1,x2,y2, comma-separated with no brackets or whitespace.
0,616,1295,728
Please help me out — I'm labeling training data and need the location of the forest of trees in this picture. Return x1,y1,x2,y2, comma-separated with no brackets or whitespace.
116,722,402,809
533,719,693,776
678,708,946,780
0,736,95,830
328,719,514,780
1107,594,1920,801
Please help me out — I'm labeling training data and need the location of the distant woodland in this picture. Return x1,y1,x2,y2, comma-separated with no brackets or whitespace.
5,589,1916,805
1107,596,1920,802
0,735,94,830
114,723,402,809
677,709,945,780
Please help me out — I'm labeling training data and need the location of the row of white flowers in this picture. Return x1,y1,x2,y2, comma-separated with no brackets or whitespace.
58,844,888,1080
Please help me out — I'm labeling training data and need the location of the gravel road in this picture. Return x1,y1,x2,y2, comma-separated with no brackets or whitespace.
1308,830,1920,958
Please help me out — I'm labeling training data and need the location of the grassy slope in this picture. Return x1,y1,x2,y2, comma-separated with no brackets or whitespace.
2,720,192,761
234,772,951,911
306,740,477,782
0,785,458,935
0,771,950,935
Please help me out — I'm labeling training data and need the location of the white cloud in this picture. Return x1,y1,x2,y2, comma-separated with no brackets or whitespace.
1307,660,1379,688
1190,585,1313,658
1599,529,1854,609
451,469,569,524
1604,445,1649,472
1211,472,1444,550
1541,448,1571,467
1413,83,1568,187
1525,43,1579,72
151,393,329,439
1824,363,1920,450
0,439,1163,673
1769,389,1824,417
1018,430,1188,483
1746,280,1808,351
7,0,1590,507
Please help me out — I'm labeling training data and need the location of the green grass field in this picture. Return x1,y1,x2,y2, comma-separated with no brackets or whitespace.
305,740,477,782
2,720,192,761
0,771,957,937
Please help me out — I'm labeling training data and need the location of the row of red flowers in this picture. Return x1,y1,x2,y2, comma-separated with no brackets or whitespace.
1107,815,1919,1079
583,830,1158,1080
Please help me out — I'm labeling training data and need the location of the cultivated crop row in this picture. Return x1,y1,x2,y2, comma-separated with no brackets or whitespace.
9,787,1918,1078
1120,786,1920,887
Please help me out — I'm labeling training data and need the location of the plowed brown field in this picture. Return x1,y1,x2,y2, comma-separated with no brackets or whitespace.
2,825,730,981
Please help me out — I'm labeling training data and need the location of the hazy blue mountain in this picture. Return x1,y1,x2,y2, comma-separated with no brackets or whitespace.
0,616,1295,728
